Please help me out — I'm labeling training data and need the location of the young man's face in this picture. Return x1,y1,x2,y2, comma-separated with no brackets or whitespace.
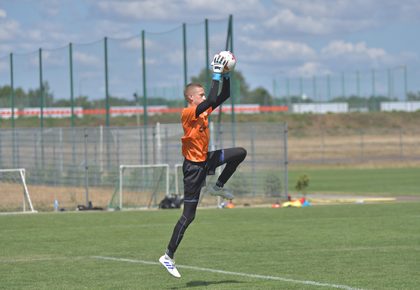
189,87,206,106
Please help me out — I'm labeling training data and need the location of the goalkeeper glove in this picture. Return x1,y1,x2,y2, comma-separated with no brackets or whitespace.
211,54,228,81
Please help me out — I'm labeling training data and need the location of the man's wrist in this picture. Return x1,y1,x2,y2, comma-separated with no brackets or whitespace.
212,72,221,81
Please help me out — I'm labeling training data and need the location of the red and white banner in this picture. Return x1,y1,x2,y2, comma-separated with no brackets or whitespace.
0,104,288,119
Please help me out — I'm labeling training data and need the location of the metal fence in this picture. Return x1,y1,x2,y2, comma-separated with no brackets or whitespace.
0,17,234,128
288,127,420,165
0,122,288,211
273,66,409,102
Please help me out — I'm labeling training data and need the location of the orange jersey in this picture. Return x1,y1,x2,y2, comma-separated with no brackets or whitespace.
181,106,213,162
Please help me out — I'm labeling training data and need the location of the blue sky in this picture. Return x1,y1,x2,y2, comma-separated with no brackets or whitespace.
1,0,420,101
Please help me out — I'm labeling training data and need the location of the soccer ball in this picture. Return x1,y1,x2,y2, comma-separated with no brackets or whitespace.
218,50,236,73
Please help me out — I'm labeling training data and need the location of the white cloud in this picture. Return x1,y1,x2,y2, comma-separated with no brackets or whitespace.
240,37,316,62
40,0,61,17
0,9,7,18
321,41,387,64
0,19,20,41
0,44,13,55
263,5,377,36
121,38,141,50
184,0,264,16
289,62,331,78
94,0,264,21
42,50,66,67
95,0,178,20
265,8,332,35
0,58,7,73
73,51,101,66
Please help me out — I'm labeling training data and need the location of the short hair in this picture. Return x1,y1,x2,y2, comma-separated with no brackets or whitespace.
184,83,204,101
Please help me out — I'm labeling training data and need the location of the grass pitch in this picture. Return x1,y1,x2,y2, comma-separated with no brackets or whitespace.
288,166,420,196
1,202,419,289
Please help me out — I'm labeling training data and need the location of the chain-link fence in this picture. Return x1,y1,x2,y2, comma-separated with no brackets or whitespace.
288,127,420,165
273,66,408,103
0,122,288,211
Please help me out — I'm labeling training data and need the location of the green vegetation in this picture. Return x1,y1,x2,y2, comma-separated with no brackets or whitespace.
1,203,419,289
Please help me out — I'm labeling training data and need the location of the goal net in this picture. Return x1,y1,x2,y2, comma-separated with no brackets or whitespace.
109,164,170,210
0,169,36,213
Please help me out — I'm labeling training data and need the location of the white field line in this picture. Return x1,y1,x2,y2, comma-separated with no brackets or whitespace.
92,256,364,290
0,256,72,263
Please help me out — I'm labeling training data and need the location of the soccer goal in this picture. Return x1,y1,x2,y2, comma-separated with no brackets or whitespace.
0,168,36,213
109,164,170,210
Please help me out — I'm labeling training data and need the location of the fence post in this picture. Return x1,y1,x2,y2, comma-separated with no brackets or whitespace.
116,128,120,167
0,132,2,167
34,132,38,170
283,123,289,199
84,128,89,207
9,53,15,129
39,48,44,129
182,23,188,91
151,126,155,164
164,127,169,164
69,43,75,127
138,124,143,165
228,15,236,127
10,53,18,168
52,131,57,186
59,128,64,173
104,37,110,127
93,133,98,186
99,126,103,173
72,128,76,175
251,125,256,196
39,49,45,170
141,30,148,164
204,19,210,93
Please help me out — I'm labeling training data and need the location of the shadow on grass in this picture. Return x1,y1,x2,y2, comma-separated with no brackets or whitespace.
169,279,243,289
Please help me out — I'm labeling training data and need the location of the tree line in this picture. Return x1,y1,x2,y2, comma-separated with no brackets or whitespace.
1,69,420,110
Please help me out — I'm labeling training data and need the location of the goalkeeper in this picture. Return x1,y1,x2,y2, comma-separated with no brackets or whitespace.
159,53,247,278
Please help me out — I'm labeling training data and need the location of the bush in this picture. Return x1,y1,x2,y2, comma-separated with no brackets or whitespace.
294,174,310,196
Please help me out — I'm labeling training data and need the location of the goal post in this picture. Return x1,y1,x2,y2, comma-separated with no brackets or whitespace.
0,168,36,213
109,164,170,210
174,163,183,196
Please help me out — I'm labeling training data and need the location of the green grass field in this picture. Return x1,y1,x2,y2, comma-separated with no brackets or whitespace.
288,167,420,196
1,203,420,289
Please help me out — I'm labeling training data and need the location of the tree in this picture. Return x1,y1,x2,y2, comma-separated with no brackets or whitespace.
0,85,27,108
407,91,420,101
26,81,54,107
294,174,309,197
242,86,273,105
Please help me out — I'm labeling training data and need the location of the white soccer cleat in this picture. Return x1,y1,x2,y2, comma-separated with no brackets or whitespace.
207,185,234,200
159,254,181,278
